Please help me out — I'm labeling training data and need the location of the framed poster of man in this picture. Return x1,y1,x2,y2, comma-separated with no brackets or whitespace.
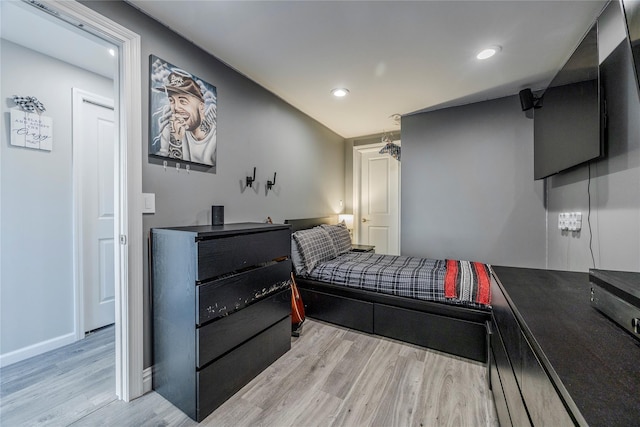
149,55,217,169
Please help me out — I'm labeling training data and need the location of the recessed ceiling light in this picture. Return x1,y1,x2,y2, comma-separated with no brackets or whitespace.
476,46,502,60
331,88,349,97
108,48,116,57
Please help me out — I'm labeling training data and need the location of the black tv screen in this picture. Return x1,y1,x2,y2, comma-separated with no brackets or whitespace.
534,23,602,180
621,0,640,94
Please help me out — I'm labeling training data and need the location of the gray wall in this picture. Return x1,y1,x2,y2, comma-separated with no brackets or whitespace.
401,96,547,268
401,2,640,273
546,2,640,272
0,40,114,358
82,1,345,368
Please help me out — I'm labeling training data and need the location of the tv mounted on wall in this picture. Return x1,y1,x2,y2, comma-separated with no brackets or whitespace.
533,23,604,180
621,0,640,94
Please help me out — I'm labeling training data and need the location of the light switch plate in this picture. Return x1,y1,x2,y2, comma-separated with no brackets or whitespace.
142,193,156,214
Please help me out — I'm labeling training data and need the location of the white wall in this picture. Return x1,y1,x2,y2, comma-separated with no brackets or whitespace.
0,40,114,364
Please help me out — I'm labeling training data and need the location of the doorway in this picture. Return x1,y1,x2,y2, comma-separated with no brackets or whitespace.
0,0,143,401
73,89,116,335
353,142,401,255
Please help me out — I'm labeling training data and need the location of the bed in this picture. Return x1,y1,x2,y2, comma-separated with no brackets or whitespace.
285,217,493,363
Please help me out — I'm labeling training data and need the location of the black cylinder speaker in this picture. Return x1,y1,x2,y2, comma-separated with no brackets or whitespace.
212,205,224,226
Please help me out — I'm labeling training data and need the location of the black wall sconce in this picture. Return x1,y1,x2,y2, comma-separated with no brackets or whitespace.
267,172,277,191
246,167,256,188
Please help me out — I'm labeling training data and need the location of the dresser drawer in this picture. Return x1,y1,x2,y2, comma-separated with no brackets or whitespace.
197,287,290,368
196,260,291,325
375,303,488,362
196,317,291,421
196,228,290,281
298,287,374,333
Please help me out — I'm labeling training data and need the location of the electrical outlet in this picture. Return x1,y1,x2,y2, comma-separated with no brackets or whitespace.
559,212,581,231
558,212,567,230
569,212,582,231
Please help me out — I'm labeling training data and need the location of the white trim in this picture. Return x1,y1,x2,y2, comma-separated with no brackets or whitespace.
143,367,153,394
72,88,115,342
352,147,363,244
0,333,76,368
353,143,386,243
352,142,402,252
34,1,144,402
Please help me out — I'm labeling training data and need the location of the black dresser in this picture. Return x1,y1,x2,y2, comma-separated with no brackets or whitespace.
151,223,292,421
489,266,640,427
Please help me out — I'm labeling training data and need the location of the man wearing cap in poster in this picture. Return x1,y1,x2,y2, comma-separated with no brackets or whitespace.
156,72,216,166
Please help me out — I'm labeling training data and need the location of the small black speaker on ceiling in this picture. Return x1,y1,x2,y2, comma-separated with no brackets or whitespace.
212,205,224,226
519,88,542,111
519,88,534,111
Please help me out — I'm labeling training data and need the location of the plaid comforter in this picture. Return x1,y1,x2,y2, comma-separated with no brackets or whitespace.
306,252,492,309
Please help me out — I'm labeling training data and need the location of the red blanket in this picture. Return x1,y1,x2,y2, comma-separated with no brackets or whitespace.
444,260,492,306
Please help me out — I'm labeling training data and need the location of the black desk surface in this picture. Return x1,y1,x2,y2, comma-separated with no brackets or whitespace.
492,266,640,427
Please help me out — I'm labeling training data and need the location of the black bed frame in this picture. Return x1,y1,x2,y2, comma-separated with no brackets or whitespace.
286,217,491,363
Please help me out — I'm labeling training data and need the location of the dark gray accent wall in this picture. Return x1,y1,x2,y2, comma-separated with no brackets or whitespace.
82,1,345,368
401,96,547,268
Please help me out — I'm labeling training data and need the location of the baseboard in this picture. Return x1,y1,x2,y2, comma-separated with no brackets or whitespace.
143,366,153,394
0,332,76,368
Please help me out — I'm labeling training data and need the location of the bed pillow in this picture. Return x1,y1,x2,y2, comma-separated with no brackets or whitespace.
292,226,337,273
290,237,307,276
320,223,352,255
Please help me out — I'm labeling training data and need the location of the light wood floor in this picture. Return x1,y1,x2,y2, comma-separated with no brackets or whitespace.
1,319,498,426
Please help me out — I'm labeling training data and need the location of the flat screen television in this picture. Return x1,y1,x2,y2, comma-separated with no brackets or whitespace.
621,0,640,94
533,23,603,180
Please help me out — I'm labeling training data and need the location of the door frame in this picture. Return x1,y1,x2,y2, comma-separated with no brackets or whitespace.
36,0,144,402
352,142,401,251
72,88,115,339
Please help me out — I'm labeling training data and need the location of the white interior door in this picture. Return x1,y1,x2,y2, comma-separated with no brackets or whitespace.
75,89,115,332
357,143,400,255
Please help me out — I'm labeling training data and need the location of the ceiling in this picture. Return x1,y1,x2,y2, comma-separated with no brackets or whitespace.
2,1,609,139
0,1,117,79
127,0,608,139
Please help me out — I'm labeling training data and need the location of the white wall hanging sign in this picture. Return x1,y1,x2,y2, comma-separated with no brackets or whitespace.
10,108,53,151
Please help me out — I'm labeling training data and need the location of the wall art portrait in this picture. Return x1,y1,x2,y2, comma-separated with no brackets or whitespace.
149,55,217,169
